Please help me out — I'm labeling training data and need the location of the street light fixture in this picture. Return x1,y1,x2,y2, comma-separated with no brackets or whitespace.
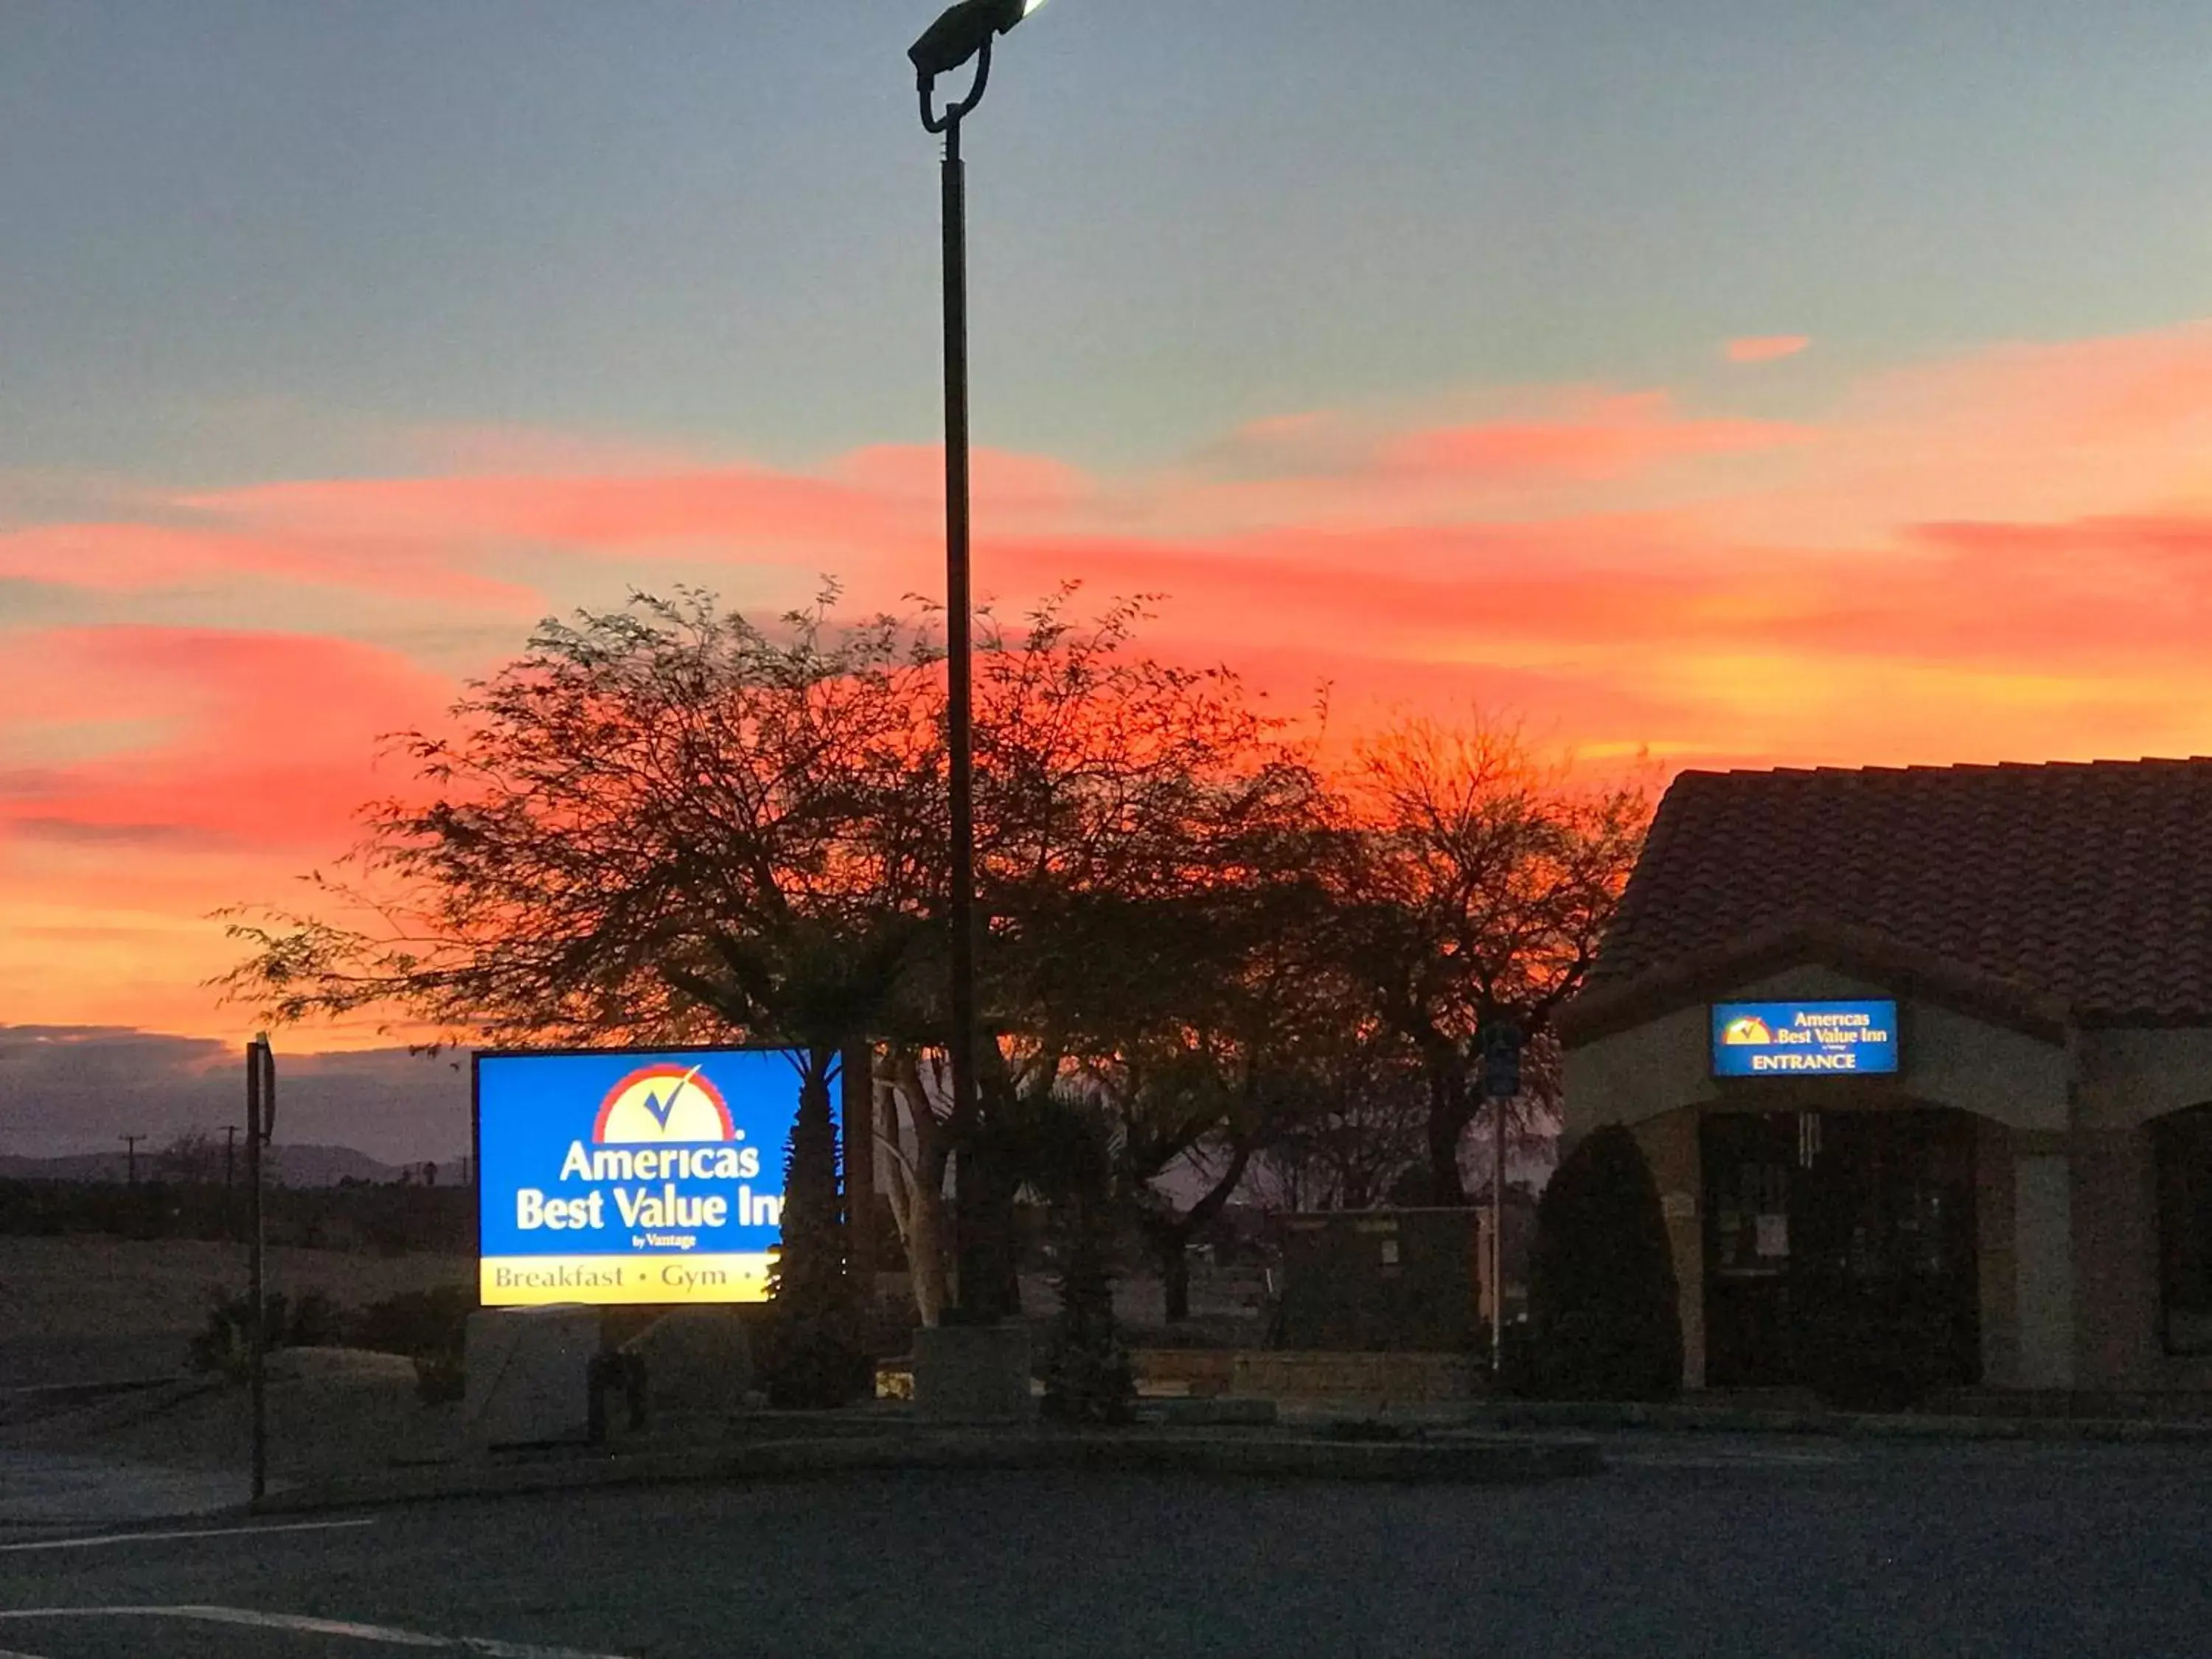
911,0,1051,1323
909,0,1048,85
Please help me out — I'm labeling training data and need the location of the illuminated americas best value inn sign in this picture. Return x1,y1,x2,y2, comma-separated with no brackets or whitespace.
1710,1000,1899,1077
474,1047,801,1307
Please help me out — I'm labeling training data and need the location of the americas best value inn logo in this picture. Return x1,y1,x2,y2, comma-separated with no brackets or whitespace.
515,1064,781,1238
477,1048,796,1307
1711,1001,1899,1076
1721,1015,1774,1047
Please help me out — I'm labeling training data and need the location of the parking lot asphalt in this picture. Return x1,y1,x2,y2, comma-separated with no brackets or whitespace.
4,1436,2211,1658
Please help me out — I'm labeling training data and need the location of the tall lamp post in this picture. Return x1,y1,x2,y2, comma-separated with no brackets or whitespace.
910,0,1050,1321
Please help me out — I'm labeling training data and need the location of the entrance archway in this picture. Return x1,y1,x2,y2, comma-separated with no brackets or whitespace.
1701,1105,1980,1408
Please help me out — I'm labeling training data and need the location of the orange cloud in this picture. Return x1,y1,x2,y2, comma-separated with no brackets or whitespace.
0,627,459,1036
1726,335,1812,364
18,318,2212,1037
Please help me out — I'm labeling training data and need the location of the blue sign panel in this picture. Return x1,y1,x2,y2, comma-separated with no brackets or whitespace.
1711,1001,1899,1077
474,1046,803,1306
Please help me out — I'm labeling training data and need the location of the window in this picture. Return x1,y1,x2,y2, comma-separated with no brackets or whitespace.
2152,1105,2212,1357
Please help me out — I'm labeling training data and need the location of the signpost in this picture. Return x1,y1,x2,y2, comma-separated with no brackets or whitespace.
243,1033,274,1503
473,1047,804,1308
1479,1016,1523,1367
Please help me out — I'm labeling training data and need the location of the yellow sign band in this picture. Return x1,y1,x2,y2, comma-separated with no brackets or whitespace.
480,1252,773,1306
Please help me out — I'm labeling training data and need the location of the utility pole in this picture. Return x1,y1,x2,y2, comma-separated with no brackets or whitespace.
120,1134,144,1186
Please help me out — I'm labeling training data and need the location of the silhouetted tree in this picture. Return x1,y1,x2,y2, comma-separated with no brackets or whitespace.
762,1046,866,1408
1525,1123,1681,1400
219,584,1324,1332
1323,718,1649,1204
1034,1102,1133,1424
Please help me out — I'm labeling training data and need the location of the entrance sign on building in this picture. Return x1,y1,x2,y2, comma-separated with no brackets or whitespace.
1710,1000,1899,1077
474,1046,801,1307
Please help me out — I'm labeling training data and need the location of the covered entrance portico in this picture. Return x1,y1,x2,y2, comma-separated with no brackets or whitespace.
1557,757,2212,1406
1560,915,2083,1401
1701,1104,1980,1405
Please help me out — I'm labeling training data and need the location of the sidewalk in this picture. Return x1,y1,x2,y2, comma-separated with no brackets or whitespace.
1445,1397,2212,1442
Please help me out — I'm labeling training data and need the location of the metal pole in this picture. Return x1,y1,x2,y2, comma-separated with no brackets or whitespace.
1492,1092,1506,1364
941,113,987,1320
246,1037,271,1503
121,1134,142,1186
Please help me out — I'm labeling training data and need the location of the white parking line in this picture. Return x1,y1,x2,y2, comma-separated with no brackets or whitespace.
0,1517,375,1554
0,1607,635,1658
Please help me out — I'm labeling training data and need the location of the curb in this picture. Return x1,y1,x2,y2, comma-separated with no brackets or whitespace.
1456,1402,2212,1444
250,1430,1601,1514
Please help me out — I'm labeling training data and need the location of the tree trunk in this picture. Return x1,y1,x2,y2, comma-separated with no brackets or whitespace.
880,1047,952,1326
1426,1060,1473,1206
953,1140,1023,1323
905,1183,950,1327
1141,1135,1253,1326
1158,1231,1191,1324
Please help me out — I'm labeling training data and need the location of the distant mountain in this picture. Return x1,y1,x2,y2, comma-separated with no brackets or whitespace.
0,1143,453,1188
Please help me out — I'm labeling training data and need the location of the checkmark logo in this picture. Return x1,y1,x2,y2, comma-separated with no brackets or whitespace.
639,1066,703,1133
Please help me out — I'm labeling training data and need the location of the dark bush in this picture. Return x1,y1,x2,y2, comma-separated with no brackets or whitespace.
1034,1107,1134,1426
347,1284,472,1357
760,1065,869,1410
284,1289,345,1348
343,1285,474,1404
186,1287,342,1380
1524,1124,1682,1401
414,1352,467,1404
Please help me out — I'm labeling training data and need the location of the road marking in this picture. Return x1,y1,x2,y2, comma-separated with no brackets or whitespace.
0,1607,635,1658
0,1517,375,1554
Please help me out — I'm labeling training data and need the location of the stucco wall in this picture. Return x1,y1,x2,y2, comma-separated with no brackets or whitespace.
2014,1152,2075,1389
1975,1114,2018,1388
1628,1107,1704,1391
1564,961,2212,1396
2069,1028,2212,1389
2079,1026,2212,1128
1562,964,2069,1143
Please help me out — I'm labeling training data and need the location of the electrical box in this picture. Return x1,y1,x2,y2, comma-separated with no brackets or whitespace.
1272,1208,1481,1352
463,1304,599,1447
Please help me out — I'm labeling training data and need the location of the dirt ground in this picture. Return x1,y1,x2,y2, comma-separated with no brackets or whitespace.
0,1234,473,1388
0,1234,1271,1488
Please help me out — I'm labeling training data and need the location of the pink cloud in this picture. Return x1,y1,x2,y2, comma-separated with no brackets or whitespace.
23,318,2212,1034
1726,335,1812,364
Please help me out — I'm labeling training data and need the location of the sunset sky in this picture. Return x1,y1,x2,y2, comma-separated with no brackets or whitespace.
7,1,2212,1150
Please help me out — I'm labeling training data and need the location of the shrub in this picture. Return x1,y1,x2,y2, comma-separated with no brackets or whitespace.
285,1289,344,1348
1524,1124,1682,1401
186,1287,341,1380
1034,1107,1133,1426
187,1291,260,1381
345,1285,473,1360
760,1065,868,1410
414,1352,467,1404
347,1284,473,1402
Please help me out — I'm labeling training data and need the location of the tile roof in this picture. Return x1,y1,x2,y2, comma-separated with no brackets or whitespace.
1582,758,2212,1026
